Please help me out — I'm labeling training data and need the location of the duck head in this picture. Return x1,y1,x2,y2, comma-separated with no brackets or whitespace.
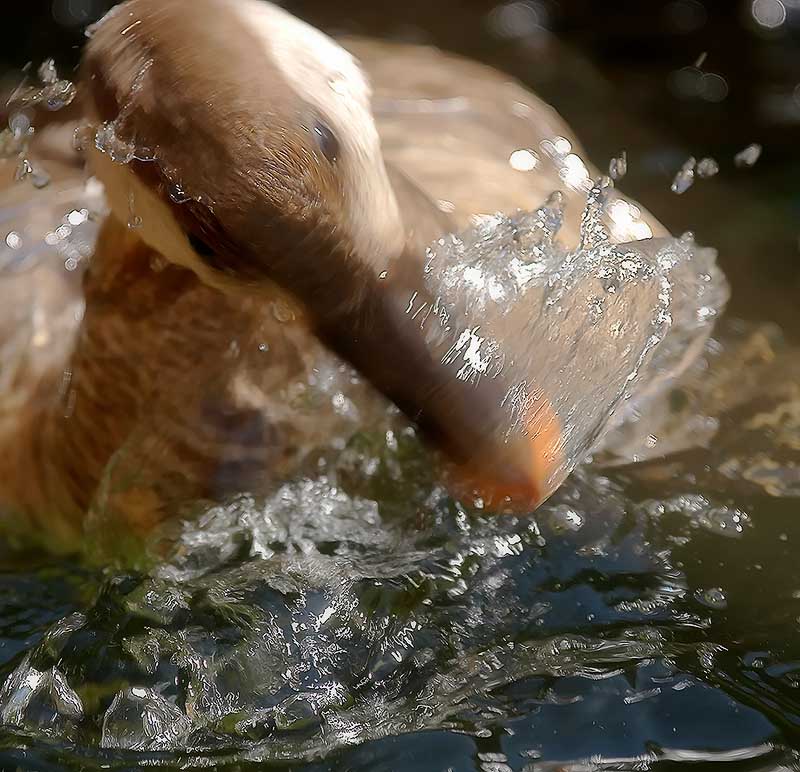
82,0,564,511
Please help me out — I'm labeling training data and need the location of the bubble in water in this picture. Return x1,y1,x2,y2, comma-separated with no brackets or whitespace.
751,0,787,29
734,143,762,167
696,157,719,178
671,157,696,194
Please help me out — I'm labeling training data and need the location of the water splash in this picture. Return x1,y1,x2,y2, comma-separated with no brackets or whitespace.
0,180,756,767
94,122,137,165
415,178,727,498
4,59,77,115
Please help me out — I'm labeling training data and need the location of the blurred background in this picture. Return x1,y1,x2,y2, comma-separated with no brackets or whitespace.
2,0,799,333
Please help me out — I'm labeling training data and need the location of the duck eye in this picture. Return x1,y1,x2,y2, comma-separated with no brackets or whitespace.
313,120,340,163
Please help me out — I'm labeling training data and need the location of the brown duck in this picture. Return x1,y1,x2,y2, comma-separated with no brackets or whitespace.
0,0,664,552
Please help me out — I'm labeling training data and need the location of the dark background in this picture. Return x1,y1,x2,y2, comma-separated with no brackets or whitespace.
2,0,799,333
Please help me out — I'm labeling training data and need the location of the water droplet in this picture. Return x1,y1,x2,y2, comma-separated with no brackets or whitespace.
548,505,584,532
734,143,762,168
168,183,191,204
509,148,539,172
67,209,89,226
696,157,719,178
95,122,136,164
328,74,349,95
72,125,95,152
751,0,786,29
127,190,142,229
30,167,51,189
272,299,295,323
671,156,696,194
553,136,571,155
38,59,58,84
609,150,627,180
45,80,77,111
8,111,31,139
5,231,22,250
14,158,32,182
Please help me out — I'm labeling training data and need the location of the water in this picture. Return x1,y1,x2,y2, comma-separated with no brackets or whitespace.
4,171,798,769
2,7,800,771
3,346,800,770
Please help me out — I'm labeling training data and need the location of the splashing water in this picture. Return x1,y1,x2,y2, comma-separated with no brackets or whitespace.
412,178,727,498
1,60,77,197
0,173,765,768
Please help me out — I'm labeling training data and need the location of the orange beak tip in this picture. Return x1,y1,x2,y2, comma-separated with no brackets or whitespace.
441,390,564,515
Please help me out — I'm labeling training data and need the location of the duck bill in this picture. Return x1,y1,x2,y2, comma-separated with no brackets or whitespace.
309,255,565,513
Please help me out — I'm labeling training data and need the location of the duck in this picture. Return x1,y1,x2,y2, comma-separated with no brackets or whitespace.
0,0,666,553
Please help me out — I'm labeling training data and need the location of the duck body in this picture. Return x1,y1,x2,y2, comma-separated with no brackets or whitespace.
0,0,666,552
